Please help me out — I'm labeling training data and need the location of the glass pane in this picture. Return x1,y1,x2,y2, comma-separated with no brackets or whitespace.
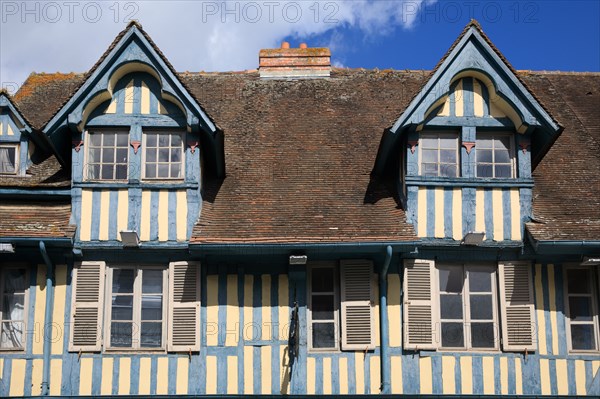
157,164,169,178
111,295,133,320
170,148,181,163
0,321,23,348
141,322,162,347
3,269,27,292
469,270,492,292
477,149,493,163
101,165,113,180
110,322,132,347
141,295,163,321
104,134,115,146
171,134,182,146
441,322,464,347
421,137,437,148
312,322,336,348
495,165,512,178
440,149,456,163
440,294,463,319
146,164,156,178
422,163,438,176
477,138,492,148
115,165,128,180
158,135,169,146
116,148,128,163
477,164,493,177
142,270,163,294
112,269,134,293
88,164,100,179
569,297,593,321
441,164,457,177
312,268,334,293
571,325,596,350
89,148,102,164
116,133,128,147
2,294,24,320
170,164,181,179
146,134,157,147
89,133,102,146
495,136,510,151
102,149,114,163
471,322,496,348
494,149,510,163
312,295,334,320
439,136,456,148
439,267,463,293
158,149,169,162
470,295,493,320
567,269,590,294
147,148,157,162
422,149,437,163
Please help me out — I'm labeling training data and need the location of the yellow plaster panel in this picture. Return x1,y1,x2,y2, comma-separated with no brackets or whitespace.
227,356,238,394
417,187,428,237
206,274,219,346
117,189,129,240
50,359,62,395
139,190,151,241
262,274,272,341
460,356,473,394
452,188,463,240
475,189,485,237
547,264,559,355
539,359,551,395
370,355,380,394
0,122,3,135
52,264,67,354
391,356,402,394
323,357,332,394
176,357,189,394
80,189,93,241
492,189,503,240
98,190,110,240
514,357,523,394
106,98,117,114
31,358,43,396
419,356,432,394
9,359,26,396
278,275,289,340
158,190,169,241
118,357,131,395
339,357,349,394
124,80,134,114
138,357,151,395
555,359,568,394
535,264,547,355
7,123,15,135
307,357,316,394
176,190,187,241
388,274,402,347
372,277,380,346
575,360,586,395
355,352,365,394
206,355,217,394
482,356,495,394
79,357,94,395
141,81,151,114
473,78,484,117
101,357,114,395
434,187,444,238
243,275,253,341
261,345,272,394
510,189,521,240
500,357,508,395
442,356,455,394
439,97,450,117
455,79,464,117
156,357,168,394
33,264,47,355
226,274,239,346
243,346,253,394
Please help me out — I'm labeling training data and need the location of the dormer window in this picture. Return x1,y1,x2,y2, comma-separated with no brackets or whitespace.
476,133,515,178
143,131,184,180
86,130,129,180
419,132,459,177
0,144,18,175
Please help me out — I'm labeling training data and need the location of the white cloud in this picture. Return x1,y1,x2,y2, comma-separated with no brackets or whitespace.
0,0,433,93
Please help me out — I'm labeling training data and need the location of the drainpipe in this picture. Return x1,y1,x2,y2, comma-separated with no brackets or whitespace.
39,241,54,396
379,245,393,394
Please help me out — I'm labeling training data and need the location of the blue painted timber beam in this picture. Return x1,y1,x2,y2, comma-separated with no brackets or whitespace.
38,241,54,396
379,245,393,394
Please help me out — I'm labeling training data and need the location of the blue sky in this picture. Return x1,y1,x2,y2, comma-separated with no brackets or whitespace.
1,1,599,93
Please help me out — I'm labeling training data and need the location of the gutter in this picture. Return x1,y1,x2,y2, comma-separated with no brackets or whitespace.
379,245,393,394
38,241,55,396
534,240,600,255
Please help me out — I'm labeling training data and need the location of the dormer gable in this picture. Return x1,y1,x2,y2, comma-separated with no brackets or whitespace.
0,91,34,176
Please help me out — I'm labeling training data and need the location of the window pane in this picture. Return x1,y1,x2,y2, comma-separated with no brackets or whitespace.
312,295,334,320
312,322,336,348
115,165,128,180
158,164,169,178
440,149,456,163
146,164,156,179
439,267,463,293
141,322,162,347
0,321,24,348
170,148,181,163
470,295,493,320
116,133,129,147
3,269,27,292
440,294,463,319
495,137,510,151
495,165,512,178
441,322,464,347
89,148,101,164
89,134,102,146
102,149,114,163
2,294,24,320
312,268,334,293
569,297,593,321
494,149,510,163
477,164,493,177
571,325,596,350
567,269,591,294
477,149,493,163
141,295,163,321
110,322,132,347
101,165,113,180
477,138,492,149
439,136,456,148
158,148,169,162
146,134,157,147
142,270,163,294
116,148,128,163
146,148,157,162
469,270,492,292
158,135,169,146
104,134,115,146
421,137,437,148
471,322,496,348
111,295,133,320
440,164,457,177
170,164,181,179
422,163,438,176
171,134,182,146
422,149,437,163
112,269,134,293
88,164,100,180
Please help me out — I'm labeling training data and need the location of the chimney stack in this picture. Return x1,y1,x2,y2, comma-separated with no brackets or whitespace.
259,42,331,79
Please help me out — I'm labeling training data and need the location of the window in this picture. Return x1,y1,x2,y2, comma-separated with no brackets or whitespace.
107,266,167,350
70,261,200,352
419,132,459,177
0,144,18,174
0,267,28,350
564,266,600,352
143,131,184,179
476,133,515,178
86,130,129,180
307,260,375,351
438,264,498,350
404,260,535,352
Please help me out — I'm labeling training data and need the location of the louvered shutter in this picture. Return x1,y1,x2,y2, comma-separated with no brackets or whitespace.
403,259,437,350
69,261,105,352
168,261,201,352
498,262,535,351
340,260,375,350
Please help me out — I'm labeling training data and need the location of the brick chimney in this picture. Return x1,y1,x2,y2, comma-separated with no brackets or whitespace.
259,42,331,79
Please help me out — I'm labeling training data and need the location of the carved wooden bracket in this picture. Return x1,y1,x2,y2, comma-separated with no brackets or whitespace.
462,141,475,154
131,141,141,154
519,140,531,154
72,140,83,152
188,140,199,154
407,140,418,154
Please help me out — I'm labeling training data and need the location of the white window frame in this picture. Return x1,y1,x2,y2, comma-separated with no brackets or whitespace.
141,130,185,181
307,262,340,352
418,131,460,177
0,265,29,351
0,143,19,175
104,265,168,351
564,264,600,353
475,132,516,178
84,129,129,181
436,263,500,351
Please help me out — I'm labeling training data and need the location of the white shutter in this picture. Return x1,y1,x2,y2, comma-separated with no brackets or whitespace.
340,260,375,350
69,261,105,352
168,261,201,352
403,259,437,350
498,261,536,351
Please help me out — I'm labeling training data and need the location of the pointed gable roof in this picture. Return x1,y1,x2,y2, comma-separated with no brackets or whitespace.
0,89,33,134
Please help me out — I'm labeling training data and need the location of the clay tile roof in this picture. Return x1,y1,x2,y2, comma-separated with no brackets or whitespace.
0,202,75,239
